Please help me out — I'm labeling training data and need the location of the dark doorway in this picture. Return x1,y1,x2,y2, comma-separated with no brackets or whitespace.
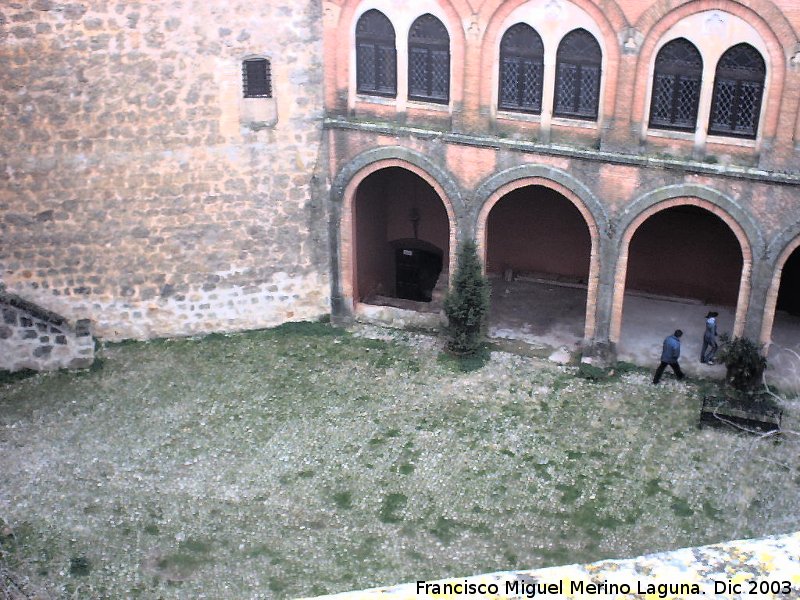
777,247,800,315
394,242,443,301
353,167,450,306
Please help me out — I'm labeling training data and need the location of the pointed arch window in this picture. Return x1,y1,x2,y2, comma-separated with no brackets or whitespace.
648,38,702,131
554,29,601,120
356,9,397,97
408,14,450,103
498,23,544,114
709,43,765,139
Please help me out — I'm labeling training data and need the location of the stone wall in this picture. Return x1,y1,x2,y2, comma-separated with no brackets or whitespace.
0,286,93,372
0,0,329,340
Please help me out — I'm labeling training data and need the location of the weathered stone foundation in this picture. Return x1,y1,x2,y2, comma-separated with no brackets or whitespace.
0,286,93,372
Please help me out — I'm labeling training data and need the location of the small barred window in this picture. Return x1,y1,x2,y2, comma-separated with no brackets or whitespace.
242,58,272,98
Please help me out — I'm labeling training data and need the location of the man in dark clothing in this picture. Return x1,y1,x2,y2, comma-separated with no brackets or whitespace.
700,311,719,364
653,329,684,384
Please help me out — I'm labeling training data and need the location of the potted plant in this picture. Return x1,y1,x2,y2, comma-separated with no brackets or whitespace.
700,335,781,432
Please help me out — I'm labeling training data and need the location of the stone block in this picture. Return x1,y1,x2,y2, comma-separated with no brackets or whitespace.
68,357,94,369
33,345,52,357
2,308,17,325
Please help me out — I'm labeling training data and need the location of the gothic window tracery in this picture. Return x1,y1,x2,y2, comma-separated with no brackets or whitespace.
648,38,703,132
554,29,601,120
498,23,545,114
709,43,765,139
356,9,397,97
408,14,450,103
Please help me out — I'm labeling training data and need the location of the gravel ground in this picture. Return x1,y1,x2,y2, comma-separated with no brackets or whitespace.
1,322,799,599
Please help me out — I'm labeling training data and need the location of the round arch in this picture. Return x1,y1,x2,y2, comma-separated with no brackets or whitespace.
332,148,462,311
759,222,800,348
474,168,606,342
333,0,469,107
630,0,789,142
478,0,626,120
609,189,759,343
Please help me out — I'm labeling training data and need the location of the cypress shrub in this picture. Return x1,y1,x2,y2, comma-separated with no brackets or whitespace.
443,240,490,355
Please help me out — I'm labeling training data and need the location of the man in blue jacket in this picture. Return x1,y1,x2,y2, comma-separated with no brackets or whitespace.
653,329,684,384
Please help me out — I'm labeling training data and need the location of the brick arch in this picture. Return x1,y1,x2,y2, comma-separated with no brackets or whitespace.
635,0,797,45
609,191,758,343
332,0,469,106
478,0,627,117
630,0,791,141
759,222,800,347
474,171,605,342
331,149,461,311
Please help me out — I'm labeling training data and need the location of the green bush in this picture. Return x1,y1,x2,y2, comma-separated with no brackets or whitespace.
443,239,490,355
576,362,608,382
717,335,767,395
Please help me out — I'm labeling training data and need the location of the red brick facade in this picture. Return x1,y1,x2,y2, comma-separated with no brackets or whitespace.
324,0,800,354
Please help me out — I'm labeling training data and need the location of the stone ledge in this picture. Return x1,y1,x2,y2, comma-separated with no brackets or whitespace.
324,118,800,187
306,531,800,599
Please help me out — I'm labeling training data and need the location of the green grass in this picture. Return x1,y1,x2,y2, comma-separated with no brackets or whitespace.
0,323,798,599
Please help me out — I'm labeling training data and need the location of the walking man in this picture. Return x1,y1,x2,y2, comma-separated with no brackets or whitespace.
653,329,685,384
700,311,719,364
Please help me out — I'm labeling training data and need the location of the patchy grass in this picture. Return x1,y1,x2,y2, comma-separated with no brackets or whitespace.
1,322,799,599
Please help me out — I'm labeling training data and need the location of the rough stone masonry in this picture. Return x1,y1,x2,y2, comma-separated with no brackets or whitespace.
1,0,330,342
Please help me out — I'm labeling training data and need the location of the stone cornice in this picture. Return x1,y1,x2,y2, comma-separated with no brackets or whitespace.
324,117,800,186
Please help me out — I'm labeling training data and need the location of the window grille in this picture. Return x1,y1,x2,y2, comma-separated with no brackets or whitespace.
408,14,450,103
648,38,702,131
553,29,601,120
498,23,544,114
242,58,272,98
709,43,765,139
356,9,397,97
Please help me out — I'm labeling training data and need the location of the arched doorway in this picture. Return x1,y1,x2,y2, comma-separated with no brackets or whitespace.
759,242,800,391
483,184,593,349
774,248,800,316
617,205,744,369
352,167,451,310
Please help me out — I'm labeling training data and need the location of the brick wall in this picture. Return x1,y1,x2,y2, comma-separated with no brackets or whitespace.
323,0,800,350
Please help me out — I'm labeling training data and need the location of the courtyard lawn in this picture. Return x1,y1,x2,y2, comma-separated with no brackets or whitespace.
1,322,799,599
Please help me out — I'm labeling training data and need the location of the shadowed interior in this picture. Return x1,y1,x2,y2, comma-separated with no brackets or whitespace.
626,205,742,305
354,167,450,302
